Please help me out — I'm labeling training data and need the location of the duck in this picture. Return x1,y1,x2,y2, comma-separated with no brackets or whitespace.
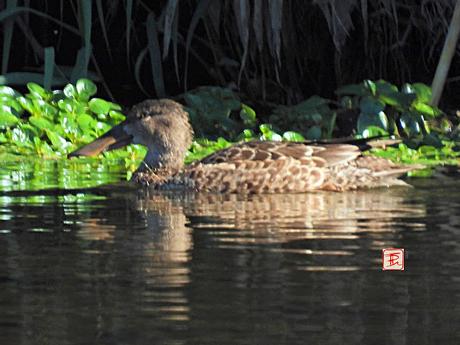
68,99,422,193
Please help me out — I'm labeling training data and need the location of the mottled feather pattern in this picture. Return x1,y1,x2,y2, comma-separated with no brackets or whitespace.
70,98,421,193
133,141,418,193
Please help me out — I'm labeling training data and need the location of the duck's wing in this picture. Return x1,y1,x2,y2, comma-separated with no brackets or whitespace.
180,141,421,193
198,141,361,167
177,141,362,193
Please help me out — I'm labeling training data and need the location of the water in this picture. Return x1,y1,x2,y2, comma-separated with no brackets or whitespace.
1,161,460,344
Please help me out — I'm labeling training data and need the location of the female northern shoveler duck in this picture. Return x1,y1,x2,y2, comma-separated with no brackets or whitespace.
68,99,421,193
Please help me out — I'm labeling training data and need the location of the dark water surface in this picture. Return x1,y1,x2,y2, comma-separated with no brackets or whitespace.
1,164,460,344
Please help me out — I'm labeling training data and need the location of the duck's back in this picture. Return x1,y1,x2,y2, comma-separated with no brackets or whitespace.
168,141,418,193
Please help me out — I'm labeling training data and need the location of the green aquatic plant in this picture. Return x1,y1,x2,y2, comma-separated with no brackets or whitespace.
0,79,146,164
0,79,459,190
336,79,443,142
269,96,336,140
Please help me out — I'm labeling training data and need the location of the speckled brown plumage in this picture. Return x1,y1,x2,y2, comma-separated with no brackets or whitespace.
69,99,422,193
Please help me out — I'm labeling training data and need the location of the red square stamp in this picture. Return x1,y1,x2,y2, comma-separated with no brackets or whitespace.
382,248,404,271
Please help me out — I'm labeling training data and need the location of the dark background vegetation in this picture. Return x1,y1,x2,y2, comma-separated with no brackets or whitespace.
1,0,460,109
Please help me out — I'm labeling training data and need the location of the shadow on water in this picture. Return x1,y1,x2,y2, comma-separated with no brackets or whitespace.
1,160,460,344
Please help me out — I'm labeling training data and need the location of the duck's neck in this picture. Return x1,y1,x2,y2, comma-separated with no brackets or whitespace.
142,146,186,171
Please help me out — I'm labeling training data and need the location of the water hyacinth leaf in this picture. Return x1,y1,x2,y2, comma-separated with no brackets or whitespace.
59,114,79,134
240,104,257,126
95,121,111,133
11,127,32,147
357,111,388,135
63,84,77,99
77,113,96,131
0,96,22,114
378,92,415,108
362,126,388,138
359,96,385,115
411,83,432,103
45,129,70,151
20,123,39,138
413,102,439,118
216,137,231,148
305,126,322,140
0,106,20,127
58,99,74,113
27,82,50,100
17,96,33,113
259,123,273,136
89,98,112,114
76,78,97,101
283,131,305,141
109,110,125,122
239,128,255,141
399,113,420,136
374,80,398,94
364,80,377,96
29,116,53,131
0,85,21,98
401,83,413,94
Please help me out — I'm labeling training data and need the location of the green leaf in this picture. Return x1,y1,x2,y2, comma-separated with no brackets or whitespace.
374,80,398,94
29,116,53,131
58,99,74,113
399,113,420,136
236,129,256,141
413,102,440,118
45,129,70,151
63,84,77,99
77,113,96,131
76,78,97,100
362,126,389,138
411,83,432,103
109,110,126,123
378,92,416,108
11,127,32,147
27,82,50,100
357,111,388,134
0,105,20,127
0,85,20,98
259,124,273,136
0,96,22,114
283,131,305,142
89,98,113,114
17,96,34,113
240,104,257,126
359,96,385,115
364,80,377,96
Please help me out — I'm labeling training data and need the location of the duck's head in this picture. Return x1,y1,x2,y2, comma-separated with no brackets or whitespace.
68,99,194,170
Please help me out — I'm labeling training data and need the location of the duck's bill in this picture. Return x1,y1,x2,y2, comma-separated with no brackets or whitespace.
68,123,133,158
